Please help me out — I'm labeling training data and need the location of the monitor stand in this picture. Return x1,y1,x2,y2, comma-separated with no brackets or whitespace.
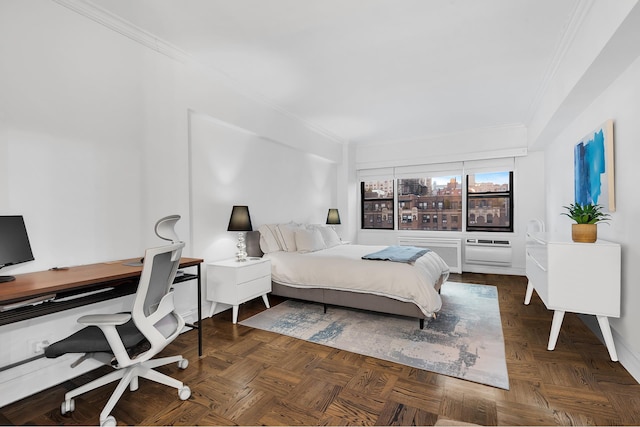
0,276,16,283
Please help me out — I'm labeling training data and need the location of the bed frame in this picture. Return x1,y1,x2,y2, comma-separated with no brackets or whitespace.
246,231,441,329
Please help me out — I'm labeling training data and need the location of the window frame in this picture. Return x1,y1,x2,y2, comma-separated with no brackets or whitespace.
360,181,395,230
465,171,514,233
358,161,515,234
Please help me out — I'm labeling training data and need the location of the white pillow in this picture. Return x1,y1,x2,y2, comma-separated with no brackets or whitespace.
276,222,301,252
295,228,326,253
258,224,282,254
318,226,341,248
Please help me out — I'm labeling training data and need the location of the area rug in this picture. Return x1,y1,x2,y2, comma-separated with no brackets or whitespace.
240,282,509,389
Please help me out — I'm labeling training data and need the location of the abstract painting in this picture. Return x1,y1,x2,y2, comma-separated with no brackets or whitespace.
574,119,615,211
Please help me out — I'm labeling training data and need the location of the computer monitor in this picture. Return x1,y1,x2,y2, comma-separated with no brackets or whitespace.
0,215,35,283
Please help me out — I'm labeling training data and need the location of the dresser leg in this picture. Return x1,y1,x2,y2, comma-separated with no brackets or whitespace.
548,310,565,350
261,294,270,309
524,280,534,305
232,305,239,324
597,316,619,361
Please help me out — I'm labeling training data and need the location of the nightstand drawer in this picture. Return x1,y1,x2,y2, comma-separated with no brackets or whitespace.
234,261,271,284
237,275,271,300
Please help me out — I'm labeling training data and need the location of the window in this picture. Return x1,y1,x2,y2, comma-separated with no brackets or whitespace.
360,161,514,233
397,176,462,231
466,171,513,232
361,180,394,229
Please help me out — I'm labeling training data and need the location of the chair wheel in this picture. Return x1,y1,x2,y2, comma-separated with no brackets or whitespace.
61,399,75,414
178,386,191,400
178,358,188,369
100,415,116,427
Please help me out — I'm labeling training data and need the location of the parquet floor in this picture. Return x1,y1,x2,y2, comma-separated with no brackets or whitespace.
2,273,639,425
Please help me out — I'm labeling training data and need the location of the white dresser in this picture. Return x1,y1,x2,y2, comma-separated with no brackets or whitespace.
207,257,271,323
525,232,621,361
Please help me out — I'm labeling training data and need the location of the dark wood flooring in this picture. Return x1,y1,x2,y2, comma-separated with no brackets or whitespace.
1,273,639,425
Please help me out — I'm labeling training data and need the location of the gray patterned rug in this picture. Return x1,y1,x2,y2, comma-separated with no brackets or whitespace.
240,282,509,389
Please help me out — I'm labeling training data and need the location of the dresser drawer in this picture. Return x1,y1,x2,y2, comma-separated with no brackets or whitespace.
526,249,548,305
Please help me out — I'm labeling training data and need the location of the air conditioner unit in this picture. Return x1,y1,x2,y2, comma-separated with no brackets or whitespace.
465,239,512,266
397,237,462,273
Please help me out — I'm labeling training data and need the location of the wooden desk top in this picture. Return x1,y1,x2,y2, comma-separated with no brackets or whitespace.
0,257,203,304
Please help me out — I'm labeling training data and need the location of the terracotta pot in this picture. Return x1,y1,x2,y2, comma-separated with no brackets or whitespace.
572,223,597,243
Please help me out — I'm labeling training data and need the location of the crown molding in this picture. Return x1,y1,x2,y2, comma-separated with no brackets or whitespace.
51,0,347,146
525,0,596,123
52,0,192,63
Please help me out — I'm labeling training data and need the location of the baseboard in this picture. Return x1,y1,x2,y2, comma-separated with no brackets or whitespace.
462,264,525,276
579,314,640,383
178,307,199,325
207,301,232,318
0,354,102,408
0,311,198,409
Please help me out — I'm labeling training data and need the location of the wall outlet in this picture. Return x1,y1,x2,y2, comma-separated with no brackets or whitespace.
29,340,50,354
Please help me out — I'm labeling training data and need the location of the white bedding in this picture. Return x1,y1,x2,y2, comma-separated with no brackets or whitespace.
264,244,450,316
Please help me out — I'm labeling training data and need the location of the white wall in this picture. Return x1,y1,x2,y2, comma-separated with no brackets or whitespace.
188,112,337,308
528,0,640,148
0,0,341,406
544,54,640,379
356,124,527,169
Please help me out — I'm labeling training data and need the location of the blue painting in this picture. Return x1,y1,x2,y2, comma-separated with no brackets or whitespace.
574,120,615,212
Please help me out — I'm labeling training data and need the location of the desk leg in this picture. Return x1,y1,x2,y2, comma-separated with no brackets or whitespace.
197,264,202,357
597,316,618,361
548,310,565,350
524,280,534,305
262,294,270,309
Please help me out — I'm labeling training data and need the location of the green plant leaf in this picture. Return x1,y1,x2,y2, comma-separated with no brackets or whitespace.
560,203,611,224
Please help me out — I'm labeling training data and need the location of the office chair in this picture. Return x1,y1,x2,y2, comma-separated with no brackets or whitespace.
526,218,545,235
45,215,190,426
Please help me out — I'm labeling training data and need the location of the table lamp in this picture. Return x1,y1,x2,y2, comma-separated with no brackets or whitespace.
326,208,341,225
228,205,253,261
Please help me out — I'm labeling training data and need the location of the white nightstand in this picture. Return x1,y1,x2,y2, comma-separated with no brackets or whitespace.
207,257,271,323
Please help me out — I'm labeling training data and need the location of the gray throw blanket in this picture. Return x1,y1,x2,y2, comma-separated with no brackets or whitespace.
362,245,430,264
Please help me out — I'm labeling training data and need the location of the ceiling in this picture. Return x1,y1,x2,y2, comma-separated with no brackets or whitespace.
90,0,582,144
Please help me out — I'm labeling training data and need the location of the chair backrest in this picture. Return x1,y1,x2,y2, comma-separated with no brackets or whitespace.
526,219,545,235
131,216,185,360
155,214,181,243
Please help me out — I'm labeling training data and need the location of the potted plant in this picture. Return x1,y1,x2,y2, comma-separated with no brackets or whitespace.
561,203,611,243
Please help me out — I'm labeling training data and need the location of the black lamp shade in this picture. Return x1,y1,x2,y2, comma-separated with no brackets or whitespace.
227,206,253,231
326,208,341,225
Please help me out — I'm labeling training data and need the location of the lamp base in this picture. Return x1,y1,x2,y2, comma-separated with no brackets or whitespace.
235,232,248,262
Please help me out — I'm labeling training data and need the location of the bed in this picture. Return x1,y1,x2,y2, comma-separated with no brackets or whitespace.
246,224,450,328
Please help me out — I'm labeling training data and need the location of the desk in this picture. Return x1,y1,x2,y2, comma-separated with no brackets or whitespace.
0,257,204,358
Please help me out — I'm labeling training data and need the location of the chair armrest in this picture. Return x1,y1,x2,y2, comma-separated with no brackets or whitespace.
77,313,131,326
77,313,133,367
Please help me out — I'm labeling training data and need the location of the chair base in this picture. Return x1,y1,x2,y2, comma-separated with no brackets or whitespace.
61,354,190,426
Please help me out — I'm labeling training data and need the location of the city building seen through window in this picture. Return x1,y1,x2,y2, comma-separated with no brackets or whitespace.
360,170,513,232
361,180,394,229
397,176,462,231
466,171,513,232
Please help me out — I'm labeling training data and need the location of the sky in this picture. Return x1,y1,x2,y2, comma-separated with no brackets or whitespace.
430,171,509,186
